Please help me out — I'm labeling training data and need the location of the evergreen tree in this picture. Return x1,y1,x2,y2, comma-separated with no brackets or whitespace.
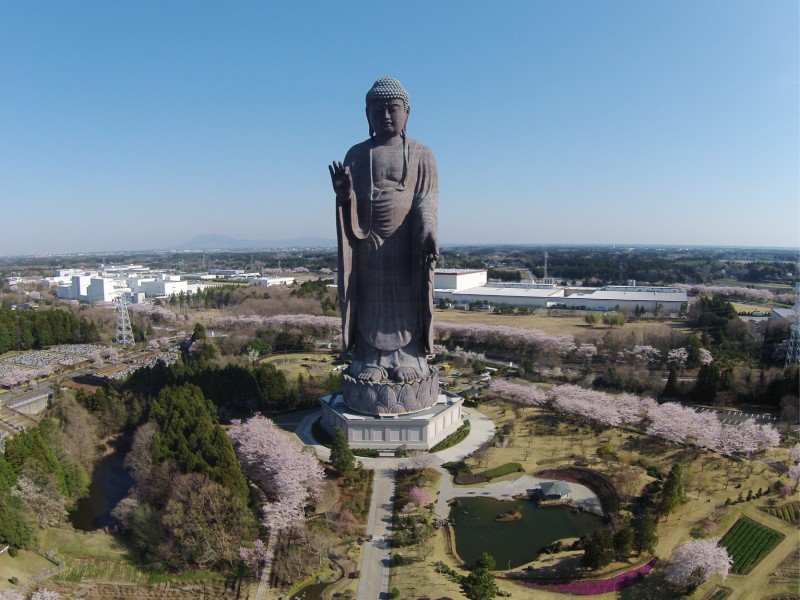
461,551,498,600
663,367,679,397
149,384,248,501
613,525,634,558
582,528,614,569
191,322,207,341
694,363,719,402
632,512,658,555
659,464,686,519
330,427,355,475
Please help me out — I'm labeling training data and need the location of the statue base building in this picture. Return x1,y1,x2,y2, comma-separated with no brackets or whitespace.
318,390,464,451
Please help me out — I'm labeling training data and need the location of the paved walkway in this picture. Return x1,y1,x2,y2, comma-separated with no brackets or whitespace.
290,407,601,598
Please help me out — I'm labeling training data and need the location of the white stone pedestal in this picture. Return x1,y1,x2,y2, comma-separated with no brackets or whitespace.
318,391,464,450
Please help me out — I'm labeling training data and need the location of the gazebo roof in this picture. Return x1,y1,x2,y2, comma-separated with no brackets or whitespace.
540,480,572,496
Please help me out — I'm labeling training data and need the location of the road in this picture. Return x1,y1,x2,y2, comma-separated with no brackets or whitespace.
293,407,497,599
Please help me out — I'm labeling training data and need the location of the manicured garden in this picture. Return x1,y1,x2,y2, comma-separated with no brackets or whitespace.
718,516,784,574
761,501,800,526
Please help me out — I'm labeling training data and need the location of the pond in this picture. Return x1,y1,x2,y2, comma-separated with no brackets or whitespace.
449,497,603,569
70,436,134,531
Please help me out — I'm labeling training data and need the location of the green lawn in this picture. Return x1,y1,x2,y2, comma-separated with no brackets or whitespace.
0,550,56,592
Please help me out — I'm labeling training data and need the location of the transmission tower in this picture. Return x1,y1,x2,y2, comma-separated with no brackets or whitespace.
543,251,548,279
785,283,800,368
115,293,135,346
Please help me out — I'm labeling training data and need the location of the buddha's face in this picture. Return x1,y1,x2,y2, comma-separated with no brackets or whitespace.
366,99,409,139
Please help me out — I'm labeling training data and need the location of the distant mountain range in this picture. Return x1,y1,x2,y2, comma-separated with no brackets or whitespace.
176,234,336,250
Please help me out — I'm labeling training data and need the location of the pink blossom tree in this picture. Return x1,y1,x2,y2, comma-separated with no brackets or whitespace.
699,348,714,365
719,419,780,456
551,384,622,427
646,403,697,445
628,345,662,368
0,367,29,388
239,539,271,576
575,343,598,367
789,443,800,464
228,415,324,532
408,486,432,508
30,591,62,600
788,463,800,492
668,347,689,375
664,539,732,589
489,379,548,409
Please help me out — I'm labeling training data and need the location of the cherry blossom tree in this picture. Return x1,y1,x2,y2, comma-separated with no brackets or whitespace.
699,348,714,365
12,475,68,527
646,403,698,445
788,463,800,491
628,345,662,367
30,591,62,600
489,379,548,408
0,367,29,388
575,343,598,367
228,415,324,532
335,509,360,535
668,347,689,376
664,539,731,589
719,419,781,456
239,539,271,576
551,385,621,427
128,303,179,321
789,443,800,464
408,486,432,508
210,314,340,337
678,284,777,301
434,322,576,358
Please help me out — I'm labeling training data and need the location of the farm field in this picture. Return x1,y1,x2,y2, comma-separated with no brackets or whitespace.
761,502,800,526
719,516,785,574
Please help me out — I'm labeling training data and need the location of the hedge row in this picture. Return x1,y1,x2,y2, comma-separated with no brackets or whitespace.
482,462,525,479
430,420,471,452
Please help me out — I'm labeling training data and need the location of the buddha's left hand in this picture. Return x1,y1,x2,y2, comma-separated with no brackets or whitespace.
421,230,438,265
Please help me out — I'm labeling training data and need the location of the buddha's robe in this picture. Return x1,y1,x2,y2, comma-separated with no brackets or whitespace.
336,137,438,376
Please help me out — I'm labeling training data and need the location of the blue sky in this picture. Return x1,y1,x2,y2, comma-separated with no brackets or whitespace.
1,1,797,255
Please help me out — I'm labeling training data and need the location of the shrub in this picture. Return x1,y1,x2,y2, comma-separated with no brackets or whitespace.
482,462,525,479
455,471,488,485
430,420,471,452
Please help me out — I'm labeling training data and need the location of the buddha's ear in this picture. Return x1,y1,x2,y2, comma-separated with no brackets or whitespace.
365,106,374,137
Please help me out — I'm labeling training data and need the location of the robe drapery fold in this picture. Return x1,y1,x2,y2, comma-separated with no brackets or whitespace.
336,138,438,366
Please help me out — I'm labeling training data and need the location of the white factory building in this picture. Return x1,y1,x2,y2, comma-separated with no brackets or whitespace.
247,276,296,287
54,272,212,303
56,276,127,303
433,270,688,314
433,269,488,291
129,274,188,298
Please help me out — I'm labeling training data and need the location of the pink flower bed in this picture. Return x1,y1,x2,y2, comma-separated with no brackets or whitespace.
518,558,657,595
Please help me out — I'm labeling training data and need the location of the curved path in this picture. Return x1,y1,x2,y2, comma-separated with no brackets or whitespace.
290,407,601,599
